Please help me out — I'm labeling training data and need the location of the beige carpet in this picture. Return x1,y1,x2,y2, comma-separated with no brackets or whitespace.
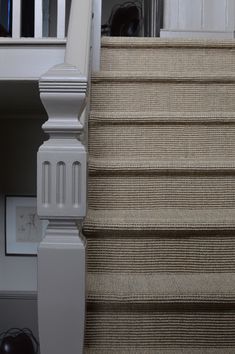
83,37,235,353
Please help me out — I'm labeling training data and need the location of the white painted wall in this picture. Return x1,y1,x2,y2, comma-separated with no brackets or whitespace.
0,118,45,292
162,0,235,37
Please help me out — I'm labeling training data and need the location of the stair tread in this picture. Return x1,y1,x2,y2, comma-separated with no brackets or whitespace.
92,71,235,82
87,272,235,303
84,208,235,232
89,157,235,172
85,349,235,354
101,36,235,49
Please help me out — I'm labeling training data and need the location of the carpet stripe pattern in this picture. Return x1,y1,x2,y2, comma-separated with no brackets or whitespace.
87,234,235,273
83,37,235,352
101,37,235,74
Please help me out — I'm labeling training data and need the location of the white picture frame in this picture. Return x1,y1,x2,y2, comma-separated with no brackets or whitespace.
5,196,47,256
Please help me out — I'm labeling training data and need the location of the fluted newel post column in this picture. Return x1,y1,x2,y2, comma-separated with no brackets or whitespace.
161,0,235,38
37,64,87,354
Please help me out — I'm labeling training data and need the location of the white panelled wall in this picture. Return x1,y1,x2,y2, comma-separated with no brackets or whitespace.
161,0,235,38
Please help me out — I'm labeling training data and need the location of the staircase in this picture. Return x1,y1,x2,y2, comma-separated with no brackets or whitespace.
83,37,235,353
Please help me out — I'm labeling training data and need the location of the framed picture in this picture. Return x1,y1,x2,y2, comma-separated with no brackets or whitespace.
5,196,47,256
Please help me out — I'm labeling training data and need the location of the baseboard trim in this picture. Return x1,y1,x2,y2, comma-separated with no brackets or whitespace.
160,29,235,39
0,291,37,300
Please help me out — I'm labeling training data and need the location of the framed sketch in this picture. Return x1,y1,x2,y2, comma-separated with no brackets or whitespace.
5,196,47,256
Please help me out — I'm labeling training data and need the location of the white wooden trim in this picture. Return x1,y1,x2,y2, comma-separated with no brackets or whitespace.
162,0,235,36
0,38,66,44
226,0,235,30
65,0,92,75
57,0,66,38
34,0,43,38
0,43,66,79
38,223,85,354
161,29,235,38
163,0,170,28
0,291,37,300
12,0,21,38
92,0,102,71
163,0,179,29
202,0,227,31
178,0,203,30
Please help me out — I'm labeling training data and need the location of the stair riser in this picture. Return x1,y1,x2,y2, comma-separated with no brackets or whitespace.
101,47,235,73
91,81,235,113
88,175,235,209
89,124,235,160
85,310,235,348
87,235,235,273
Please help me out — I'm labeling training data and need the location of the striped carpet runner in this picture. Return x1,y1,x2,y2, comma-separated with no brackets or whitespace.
83,37,235,353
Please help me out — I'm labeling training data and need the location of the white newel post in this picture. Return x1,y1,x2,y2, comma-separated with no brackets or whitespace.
161,0,235,38
37,1,92,354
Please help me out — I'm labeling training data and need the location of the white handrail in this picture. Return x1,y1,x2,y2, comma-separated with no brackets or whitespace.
92,0,102,71
65,0,92,75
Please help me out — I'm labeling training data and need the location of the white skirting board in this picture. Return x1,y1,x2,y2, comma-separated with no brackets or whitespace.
160,29,235,38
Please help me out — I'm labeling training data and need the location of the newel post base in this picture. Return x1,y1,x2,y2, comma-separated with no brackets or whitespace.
38,220,86,354
37,63,88,354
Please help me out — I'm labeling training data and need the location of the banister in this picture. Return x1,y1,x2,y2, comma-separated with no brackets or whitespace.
37,1,94,353
57,0,66,38
34,0,43,38
8,0,69,39
92,0,102,71
65,0,92,75
12,0,21,38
